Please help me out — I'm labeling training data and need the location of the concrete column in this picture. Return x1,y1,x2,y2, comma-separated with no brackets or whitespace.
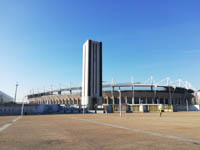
132,97,134,104
139,97,141,104
107,97,109,105
112,96,114,105
79,99,81,105
125,97,128,104
68,99,70,105
132,85,134,104
112,86,114,105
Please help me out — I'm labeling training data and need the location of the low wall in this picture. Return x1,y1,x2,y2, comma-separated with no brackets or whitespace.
174,105,200,111
0,104,60,115
103,104,169,113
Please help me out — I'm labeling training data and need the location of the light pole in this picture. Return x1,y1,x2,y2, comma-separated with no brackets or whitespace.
21,96,27,116
119,89,122,118
14,83,19,103
83,105,85,114
186,100,189,112
131,76,134,104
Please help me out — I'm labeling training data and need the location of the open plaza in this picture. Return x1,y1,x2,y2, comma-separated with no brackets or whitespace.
1,1,200,150
0,112,200,150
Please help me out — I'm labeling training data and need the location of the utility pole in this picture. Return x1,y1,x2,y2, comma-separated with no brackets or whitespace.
14,82,19,103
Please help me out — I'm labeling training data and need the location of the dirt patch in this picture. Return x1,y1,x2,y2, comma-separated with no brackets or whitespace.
0,112,200,150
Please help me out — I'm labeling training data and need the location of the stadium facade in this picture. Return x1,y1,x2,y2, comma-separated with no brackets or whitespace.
27,83,195,112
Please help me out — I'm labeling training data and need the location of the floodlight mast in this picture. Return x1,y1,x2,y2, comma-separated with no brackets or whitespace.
131,76,135,104
14,83,19,103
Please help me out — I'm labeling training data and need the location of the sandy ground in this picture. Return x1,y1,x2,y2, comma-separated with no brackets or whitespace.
0,116,18,126
0,112,200,150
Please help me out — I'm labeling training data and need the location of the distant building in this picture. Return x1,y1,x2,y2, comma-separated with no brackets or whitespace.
0,91,13,104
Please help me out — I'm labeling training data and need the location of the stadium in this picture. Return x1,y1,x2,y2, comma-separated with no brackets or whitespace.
27,78,195,112
26,40,196,112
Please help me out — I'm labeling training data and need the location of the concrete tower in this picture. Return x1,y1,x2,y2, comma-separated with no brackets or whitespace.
82,40,102,109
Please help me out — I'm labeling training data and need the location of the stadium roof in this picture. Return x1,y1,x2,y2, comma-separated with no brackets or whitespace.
0,90,14,104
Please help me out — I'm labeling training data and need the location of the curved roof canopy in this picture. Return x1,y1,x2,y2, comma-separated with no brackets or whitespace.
0,91,14,104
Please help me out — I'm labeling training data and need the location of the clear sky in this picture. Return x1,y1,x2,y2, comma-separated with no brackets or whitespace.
0,0,200,101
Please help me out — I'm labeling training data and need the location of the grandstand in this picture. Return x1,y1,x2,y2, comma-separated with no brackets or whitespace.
27,77,195,112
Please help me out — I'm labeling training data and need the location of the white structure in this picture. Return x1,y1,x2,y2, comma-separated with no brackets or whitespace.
82,40,102,109
195,91,200,104
0,91,13,104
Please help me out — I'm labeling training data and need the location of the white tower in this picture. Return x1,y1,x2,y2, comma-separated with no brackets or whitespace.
82,40,102,109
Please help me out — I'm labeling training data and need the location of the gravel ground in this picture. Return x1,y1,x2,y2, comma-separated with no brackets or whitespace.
0,116,19,126
0,112,200,150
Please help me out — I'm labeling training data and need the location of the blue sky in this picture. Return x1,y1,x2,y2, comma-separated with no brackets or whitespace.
0,0,200,101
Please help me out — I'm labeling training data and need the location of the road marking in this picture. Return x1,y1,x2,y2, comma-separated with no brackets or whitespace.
0,116,22,133
68,116,200,145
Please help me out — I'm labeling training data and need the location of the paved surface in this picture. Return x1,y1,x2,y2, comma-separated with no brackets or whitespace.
0,112,200,150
